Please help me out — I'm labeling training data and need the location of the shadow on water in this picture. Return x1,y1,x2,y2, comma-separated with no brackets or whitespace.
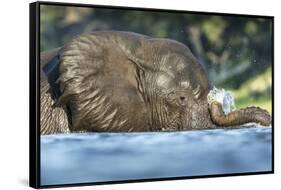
40,126,272,186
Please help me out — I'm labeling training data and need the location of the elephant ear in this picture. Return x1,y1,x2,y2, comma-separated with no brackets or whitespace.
56,35,106,104
55,34,124,131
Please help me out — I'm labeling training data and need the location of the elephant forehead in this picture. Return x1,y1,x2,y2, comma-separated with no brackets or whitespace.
155,74,192,93
175,62,186,71
156,74,173,87
162,54,186,69
180,81,190,88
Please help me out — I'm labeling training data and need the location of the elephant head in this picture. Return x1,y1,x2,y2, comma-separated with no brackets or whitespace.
40,31,271,134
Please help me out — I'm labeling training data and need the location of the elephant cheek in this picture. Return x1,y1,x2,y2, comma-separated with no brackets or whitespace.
182,103,213,130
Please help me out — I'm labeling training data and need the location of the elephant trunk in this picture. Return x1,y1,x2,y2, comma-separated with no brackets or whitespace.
209,101,271,127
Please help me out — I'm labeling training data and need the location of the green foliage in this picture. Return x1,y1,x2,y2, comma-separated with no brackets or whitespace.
231,67,272,113
40,5,272,110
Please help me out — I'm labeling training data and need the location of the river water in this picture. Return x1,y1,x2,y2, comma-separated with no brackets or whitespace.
40,126,272,186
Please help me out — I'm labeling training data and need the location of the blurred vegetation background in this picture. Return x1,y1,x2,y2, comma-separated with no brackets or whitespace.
40,5,272,113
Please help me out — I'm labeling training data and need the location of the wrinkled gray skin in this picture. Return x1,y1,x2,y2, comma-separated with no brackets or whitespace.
40,31,271,135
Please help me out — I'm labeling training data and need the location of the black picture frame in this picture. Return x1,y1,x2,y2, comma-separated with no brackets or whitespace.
29,1,274,189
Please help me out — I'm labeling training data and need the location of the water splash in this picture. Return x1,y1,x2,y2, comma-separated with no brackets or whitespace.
207,87,235,114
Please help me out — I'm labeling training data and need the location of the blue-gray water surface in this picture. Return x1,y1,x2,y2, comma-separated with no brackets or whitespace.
41,126,272,186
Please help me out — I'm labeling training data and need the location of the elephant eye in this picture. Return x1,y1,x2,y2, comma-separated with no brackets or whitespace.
167,90,177,100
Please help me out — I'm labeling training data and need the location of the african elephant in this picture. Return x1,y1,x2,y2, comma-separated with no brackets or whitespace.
40,31,271,135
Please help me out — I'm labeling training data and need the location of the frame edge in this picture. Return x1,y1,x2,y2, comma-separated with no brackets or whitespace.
29,1,40,189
